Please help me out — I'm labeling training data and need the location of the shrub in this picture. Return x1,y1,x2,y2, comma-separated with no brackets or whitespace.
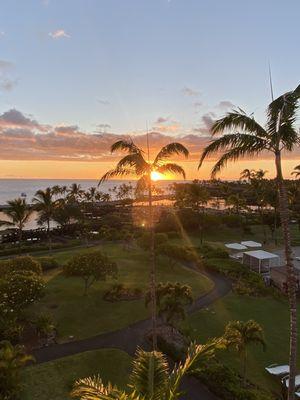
64,250,118,295
137,232,168,251
37,256,59,272
195,361,273,400
103,284,142,302
0,271,45,318
198,244,229,259
0,256,42,277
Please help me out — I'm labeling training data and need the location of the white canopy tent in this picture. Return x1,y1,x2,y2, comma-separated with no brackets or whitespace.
241,241,262,248
225,243,248,251
243,250,279,274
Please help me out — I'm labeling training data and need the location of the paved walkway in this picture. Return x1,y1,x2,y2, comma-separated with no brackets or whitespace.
32,267,231,399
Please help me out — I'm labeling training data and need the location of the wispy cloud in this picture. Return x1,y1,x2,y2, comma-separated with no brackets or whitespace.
0,60,17,92
217,100,235,110
49,29,70,39
97,99,110,106
181,86,200,97
155,116,169,124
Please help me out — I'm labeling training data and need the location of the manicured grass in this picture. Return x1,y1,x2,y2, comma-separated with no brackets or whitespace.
21,348,131,400
31,243,213,341
183,293,295,395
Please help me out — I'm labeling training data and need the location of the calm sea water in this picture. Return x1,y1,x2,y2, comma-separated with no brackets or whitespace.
0,179,177,205
0,179,178,230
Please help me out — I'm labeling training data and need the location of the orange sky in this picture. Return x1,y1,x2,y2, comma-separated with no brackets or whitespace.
0,159,298,180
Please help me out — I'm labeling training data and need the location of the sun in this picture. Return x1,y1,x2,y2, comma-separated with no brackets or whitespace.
151,171,164,181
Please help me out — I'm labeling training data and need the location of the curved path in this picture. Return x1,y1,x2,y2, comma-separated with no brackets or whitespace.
32,268,231,399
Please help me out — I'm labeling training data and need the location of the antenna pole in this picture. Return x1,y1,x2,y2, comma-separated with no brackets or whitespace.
268,62,274,101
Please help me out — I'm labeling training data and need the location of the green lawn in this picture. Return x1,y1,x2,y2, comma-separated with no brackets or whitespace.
21,348,131,400
32,243,213,341
182,292,295,395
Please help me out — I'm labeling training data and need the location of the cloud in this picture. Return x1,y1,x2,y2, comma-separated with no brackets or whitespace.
181,87,200,97
0,60,13,71
155,116,169,124
96,123,111,133
49,30,70,39
0,32,5,38
97,99,110,106
217,100,235,110
0,60,17,92
193,112,216,134
0,78,17,91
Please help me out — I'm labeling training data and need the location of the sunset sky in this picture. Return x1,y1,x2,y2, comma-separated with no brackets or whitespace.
0,0,299,180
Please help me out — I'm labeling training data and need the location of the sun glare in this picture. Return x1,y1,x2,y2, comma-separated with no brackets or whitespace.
151,171,164,181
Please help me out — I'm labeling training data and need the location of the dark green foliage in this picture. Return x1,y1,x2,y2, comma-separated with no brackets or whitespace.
37,256,59,272
103,284,142,302
137,232,168,251
198,244,229,259
195,361,273,400
145,282,193,326
0,256,42,278
158,243,199,266
64,250,118,295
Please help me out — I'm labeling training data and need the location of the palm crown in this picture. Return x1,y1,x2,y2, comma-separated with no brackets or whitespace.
99,139,189,185
0,198,32,231
199,85,300,177
71,341,220,400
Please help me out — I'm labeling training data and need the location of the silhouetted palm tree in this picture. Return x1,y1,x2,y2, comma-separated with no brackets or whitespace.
292,164,300,179
0,198,32,252
33,188,57,250
199,84,300,399
100,138,188,349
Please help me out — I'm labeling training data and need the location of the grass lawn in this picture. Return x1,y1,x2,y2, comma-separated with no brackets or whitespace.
182,292,296,395
31,243,213,341
21,348,131,400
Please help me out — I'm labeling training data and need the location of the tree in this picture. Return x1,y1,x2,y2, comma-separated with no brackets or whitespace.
71,340,219,400
100,138,188,349
225,194,247,215
68,183,84,203
32,188,57,250
0,198,32,253
145,282,193,327
0,340,34,400
198,84,300,400
292,164,300,179
224,320,265,385
64,250,118,295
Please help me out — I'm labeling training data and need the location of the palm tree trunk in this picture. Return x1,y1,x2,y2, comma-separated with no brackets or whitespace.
47,219,52,252
275,151,297,400
18,226,22,254
148,176,157,350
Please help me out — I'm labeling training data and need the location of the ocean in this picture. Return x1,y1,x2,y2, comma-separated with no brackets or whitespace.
0,179,177,230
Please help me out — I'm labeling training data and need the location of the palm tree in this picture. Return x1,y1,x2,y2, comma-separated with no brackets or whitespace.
100,138,189,349
225,193,247,215
292,164,300,179
71,340,219,400
32,188,57,250
224,320,265,385
0,340,34,399
68,183,84,203
198,84,300,399
0,198,32,252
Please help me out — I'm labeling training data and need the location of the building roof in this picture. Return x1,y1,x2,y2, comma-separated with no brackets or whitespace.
243,250,279,260
225,243,248,250
241,241,262,248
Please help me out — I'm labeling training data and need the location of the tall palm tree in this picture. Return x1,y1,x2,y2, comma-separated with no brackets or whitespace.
32,188,57,250
100,138,189,349
71,340,219,400
225,193,247,215
224,320,265,385
199,84,300,399
0,198,32,252
292,164,300,179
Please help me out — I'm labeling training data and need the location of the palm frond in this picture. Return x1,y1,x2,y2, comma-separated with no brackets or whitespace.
129,347,169,400
156,163,186,179
99,167,133,185
111,139,144,155
116,154,149,176
168,340,223,400
198,133,268,172
154,143,189,165
211,110,267,138
71,376,128,400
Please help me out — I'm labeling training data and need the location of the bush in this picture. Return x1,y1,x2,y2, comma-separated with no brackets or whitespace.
158,244,199,265
195,361,273,400
103,284,142,302
0,256,42,277
37,257,59,272
198,244,229,259
137,232,168,251
0,271,45,318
